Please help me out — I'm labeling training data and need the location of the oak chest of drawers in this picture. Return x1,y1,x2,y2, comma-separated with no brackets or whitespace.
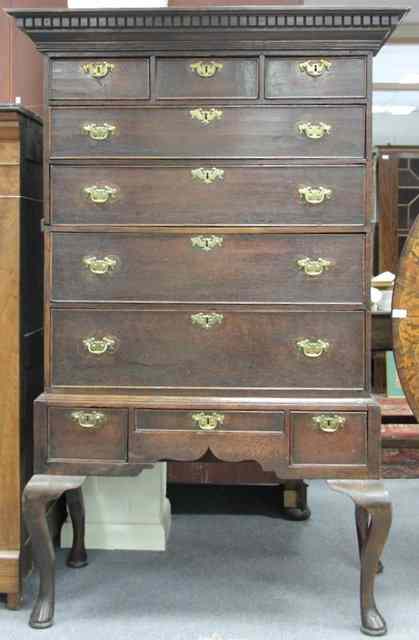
11,6,406,634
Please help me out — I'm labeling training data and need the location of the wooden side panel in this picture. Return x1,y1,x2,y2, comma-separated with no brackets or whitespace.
0,193,20,556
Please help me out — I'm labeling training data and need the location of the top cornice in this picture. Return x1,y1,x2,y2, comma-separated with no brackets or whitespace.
7,6,409,54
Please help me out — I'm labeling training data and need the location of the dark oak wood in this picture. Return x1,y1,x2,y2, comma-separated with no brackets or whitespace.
50,106,366,159
9,5,407,632
50,232,366,304
50,164,367,227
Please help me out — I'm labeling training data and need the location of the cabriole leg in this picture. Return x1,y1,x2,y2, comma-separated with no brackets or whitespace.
23,475,86,629
65,487,88,569
327,480,391,637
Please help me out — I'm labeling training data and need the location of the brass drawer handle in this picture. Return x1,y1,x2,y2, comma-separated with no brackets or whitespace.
312,414,346,433
298,122,332,140
71,410,106,429
81,61,115,79
83,255,118,275
191,312,224,329
83,336,117,355
297,338,330,358
298,59,332,78
191,167,224,185
190,61,223,78
296,257,332,277
84,185,118,204
82,123,116,141
299,186,332,205
192,412,224,431
190,108,223,125
191,235,224,252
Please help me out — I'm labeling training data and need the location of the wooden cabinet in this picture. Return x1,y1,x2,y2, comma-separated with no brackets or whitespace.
0,107,43,608
11,6,407,633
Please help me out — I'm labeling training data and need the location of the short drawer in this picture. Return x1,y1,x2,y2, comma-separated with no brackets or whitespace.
135,410,285,432
50,106,365,159
290,411,367,465
50,308,365,391
50,232,366,304
50,165,366,227
47,407,128,461
155,57,258,99
265,56,366,99
50,58,150,100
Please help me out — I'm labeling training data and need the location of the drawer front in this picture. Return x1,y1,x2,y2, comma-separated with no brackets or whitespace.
47,407,128,461
50,165,366,227
50,58,150,100
51,309,365,390
155,57,258,99
51,233,365,304
265,57,366,99
135,410,285,432
290,411,367,465
50,107,365,158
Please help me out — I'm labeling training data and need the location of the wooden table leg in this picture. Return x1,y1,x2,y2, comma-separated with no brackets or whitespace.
23,475,86,629
328,480,392,637
65,487,88,569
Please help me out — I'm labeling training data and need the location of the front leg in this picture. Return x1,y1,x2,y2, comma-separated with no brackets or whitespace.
23,475,86,629
328,480,391,637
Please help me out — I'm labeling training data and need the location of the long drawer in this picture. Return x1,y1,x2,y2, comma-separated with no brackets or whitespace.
50,106,366,158
50,308,365,390
50,165,366,227
50,232,366,304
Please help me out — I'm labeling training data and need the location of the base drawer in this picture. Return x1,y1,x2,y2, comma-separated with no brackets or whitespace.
290,411,367,466
135,409,285,432
129,428,287,466
47,407,128,461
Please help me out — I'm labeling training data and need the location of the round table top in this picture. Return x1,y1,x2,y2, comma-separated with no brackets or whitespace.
392,215,419,422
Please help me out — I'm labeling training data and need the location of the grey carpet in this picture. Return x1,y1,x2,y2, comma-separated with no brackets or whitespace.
1,479,418,640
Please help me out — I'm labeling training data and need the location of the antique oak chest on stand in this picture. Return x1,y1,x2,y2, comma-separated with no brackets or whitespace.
10,6,406,634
